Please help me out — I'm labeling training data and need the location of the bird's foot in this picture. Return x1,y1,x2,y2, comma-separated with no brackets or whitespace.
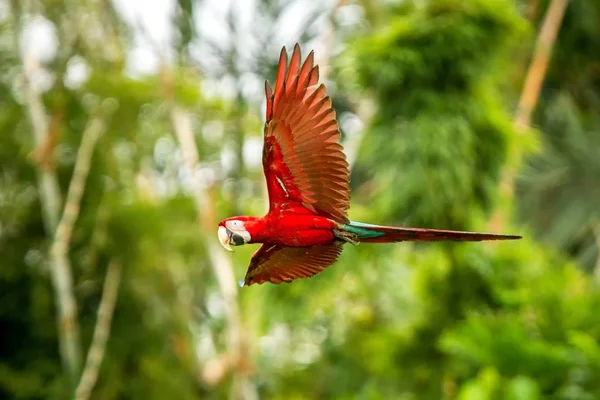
333,229,360,246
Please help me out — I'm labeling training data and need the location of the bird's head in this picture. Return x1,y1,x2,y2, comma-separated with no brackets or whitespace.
218,218,252,251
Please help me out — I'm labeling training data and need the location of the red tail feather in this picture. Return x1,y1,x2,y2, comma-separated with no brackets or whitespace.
349,222,521,243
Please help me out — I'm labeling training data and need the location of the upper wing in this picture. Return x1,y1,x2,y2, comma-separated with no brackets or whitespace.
263,44,350,223
243,243,343,286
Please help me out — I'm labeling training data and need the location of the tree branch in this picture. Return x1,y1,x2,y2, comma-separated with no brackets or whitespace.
10,0,63,235
50,115,106,385
12,2,104,385
490,0,570,232
11,0,65,237
514,0,570,129
25,80,63,233
170,104,251,396
74,261,122,400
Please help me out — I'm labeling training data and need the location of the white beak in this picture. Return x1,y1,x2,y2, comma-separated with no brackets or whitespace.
218,226,233,252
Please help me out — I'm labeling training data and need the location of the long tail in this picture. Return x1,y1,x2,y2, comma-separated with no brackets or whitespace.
341,221,521,243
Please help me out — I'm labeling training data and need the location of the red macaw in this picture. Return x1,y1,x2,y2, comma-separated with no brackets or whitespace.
218,44,521,286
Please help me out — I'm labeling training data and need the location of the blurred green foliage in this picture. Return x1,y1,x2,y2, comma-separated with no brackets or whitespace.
1,0,599,399
352,0,526,229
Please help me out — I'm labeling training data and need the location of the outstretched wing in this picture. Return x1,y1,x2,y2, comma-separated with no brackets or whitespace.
243,243,343,286
263,44,350,223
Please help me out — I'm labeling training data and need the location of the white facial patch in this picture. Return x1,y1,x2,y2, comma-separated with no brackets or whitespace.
225,220,251,243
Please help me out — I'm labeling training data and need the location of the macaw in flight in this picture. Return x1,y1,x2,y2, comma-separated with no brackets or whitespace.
218,44,521,286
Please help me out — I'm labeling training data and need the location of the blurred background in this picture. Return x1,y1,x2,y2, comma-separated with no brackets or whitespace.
1,0,600,398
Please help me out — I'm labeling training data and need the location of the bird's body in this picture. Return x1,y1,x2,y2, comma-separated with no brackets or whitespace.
218,44,521,286
225,214,336,248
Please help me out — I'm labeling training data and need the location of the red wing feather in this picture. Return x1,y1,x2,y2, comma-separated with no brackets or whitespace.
263,44,350,222
244,243,343,286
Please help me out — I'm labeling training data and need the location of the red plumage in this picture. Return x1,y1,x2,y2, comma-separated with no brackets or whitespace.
217,44,521,286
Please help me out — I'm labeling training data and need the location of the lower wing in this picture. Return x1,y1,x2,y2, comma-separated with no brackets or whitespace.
244,243,343,286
